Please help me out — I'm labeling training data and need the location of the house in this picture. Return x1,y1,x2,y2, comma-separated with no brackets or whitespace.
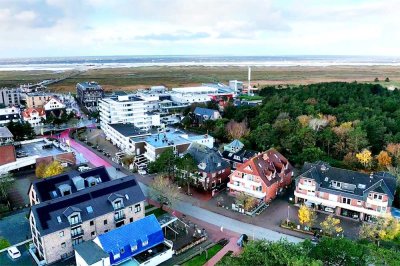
169,86,217,105
22,107,46,126
221,139,257,169
0,126,13,145
228,149,293,203
186,143,231,191
25,92,52,108
294,161,397,222
0,88,21,106
44,96,67,119
0,106,20,125
76,81,104,110
75,215,173,266
193,107,221,123
29,166,146,265
141,129,214,162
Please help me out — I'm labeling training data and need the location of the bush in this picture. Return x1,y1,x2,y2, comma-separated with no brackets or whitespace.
0,237,10,249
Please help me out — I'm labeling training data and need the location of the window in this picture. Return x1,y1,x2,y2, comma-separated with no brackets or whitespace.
131,245,138,252
142,240,148,246
61,242,66,248
374,194,383,200
255,186,262,192
90,220,94,226
104,229,109,233
72,237,83,246
130,218,133,223
357,200,362,206
104,219,108,225
70,214,80,225
134,204,141,213
114,200,123,209
120,248,125,254
59,231,64,237
91,231,96,237
342,197,351,204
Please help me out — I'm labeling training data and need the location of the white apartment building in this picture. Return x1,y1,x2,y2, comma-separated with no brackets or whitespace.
169,86,218,104
0,106,20,125
99,94,161,130
0,88,21,106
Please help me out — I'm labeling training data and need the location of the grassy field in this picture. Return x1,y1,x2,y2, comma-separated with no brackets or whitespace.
182,244,223,266
0,65,399,93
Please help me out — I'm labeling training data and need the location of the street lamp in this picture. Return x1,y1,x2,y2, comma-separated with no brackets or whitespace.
287,206,290,226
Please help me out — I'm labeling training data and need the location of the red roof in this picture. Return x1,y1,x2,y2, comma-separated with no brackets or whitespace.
22,107,46,119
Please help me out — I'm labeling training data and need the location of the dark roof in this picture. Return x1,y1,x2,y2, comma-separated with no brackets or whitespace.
108,123,148,137
32,166,112,202
186,143,229,173
0,126,13,138
221,149,257,164
31,175,146,236
75,240,109,265
194,107,219,118
97,214,164,265
299,161,397,201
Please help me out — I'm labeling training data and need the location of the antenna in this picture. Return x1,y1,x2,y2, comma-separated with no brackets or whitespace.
248,66,251,96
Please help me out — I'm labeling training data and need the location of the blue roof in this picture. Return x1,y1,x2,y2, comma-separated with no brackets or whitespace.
224,139,244,151
194,107,219,118
97,215,164,265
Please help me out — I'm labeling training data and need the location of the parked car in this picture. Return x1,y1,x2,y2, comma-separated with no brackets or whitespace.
78,166,91,172
138,169,147,175
7,246,21,259
324,207,335,213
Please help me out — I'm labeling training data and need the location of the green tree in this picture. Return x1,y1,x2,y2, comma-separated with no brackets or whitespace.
176,154,197,194
0,173,15,201
147,148,177,178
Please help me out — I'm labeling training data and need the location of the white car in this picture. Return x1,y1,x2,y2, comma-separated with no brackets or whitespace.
324,207,335,213
138,169,147,175
7,246,21,259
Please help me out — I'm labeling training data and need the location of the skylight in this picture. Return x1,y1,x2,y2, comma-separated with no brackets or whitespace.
358,184,366,189
86,206,93,214
57,216,62,223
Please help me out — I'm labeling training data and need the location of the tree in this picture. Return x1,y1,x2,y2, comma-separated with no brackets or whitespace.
298,205,317,228
121,155,135,168
37,161,64,178
235,192,258,211
356,149,373,168
320,215,343,236
376,151,392,169
149,175,181,209
359,216,400,244
385,77,390,82
386,143,400,165
374,77,379,82
176,154,197,194
0,173,15,201
147,148,178,178
7,121,35,141
225,119,250,140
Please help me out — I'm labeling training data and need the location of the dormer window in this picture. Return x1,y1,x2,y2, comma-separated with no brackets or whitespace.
142,239,148,246
131,244,138,252
58,184,72,196
114,199,124,210
69,214,81,226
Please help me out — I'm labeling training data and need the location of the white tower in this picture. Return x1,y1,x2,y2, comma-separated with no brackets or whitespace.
247,66,251,95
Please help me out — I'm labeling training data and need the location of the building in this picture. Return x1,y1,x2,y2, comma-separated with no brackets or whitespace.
22,107,46,126
142,129,214,162
0,127,15,166
0,88,21,106
0,106,20,125
102,123,152,155
229,80,244,93
169,86,217,104
221,139,257,169
294,161,397,221
193,107,221,123
43,96,67,118
75,215,173,266
76,82,104,110
186,143,230,191
29,167,146,264
25,92,52,108
99,94,161,130
228,149,294,203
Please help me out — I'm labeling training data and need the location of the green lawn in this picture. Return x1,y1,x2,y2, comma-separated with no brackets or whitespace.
238,94,264,101
0,237,10,250
145,208,167,218
182,244,223,266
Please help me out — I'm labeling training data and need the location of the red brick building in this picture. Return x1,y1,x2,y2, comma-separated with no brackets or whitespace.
0,145,16,166
228,149,293,203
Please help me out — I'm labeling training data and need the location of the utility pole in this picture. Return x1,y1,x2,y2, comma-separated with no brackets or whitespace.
248,66,251,96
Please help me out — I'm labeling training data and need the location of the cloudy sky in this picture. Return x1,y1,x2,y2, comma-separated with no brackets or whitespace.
0,0,399,58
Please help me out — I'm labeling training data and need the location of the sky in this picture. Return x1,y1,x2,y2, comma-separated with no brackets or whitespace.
0,0,399,58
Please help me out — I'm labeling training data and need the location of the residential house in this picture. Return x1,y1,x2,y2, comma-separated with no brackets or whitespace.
0,88,21,106
75,215,173,266
186,143,230,191
0,106,20,125
25,92,52,108
29,166,146,265
43,96,67,119
294,161,397,221
76,82,104,110
193,107,221,123
221,139,257,169
22,107,46,126
228,149,294,203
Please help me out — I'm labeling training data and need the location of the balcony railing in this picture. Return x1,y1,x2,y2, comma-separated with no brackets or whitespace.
69,219,82,227
114,214,126,222
71,229,84,238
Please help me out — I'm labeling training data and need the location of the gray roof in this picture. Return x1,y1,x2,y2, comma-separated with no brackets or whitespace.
194,107,219,118
0,126,13,138
221,149,257,164
186,143,229,173
75,240,109,265
299,161,397,202
224,139,244,152
108,123,149,137
31,175,146,236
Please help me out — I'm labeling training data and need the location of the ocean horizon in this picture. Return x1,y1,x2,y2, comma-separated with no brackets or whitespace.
1,55,400,71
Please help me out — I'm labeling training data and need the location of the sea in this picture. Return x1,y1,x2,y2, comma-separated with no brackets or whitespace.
0,55,400,71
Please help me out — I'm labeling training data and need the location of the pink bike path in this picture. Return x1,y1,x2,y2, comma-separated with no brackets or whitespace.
60,129,111,167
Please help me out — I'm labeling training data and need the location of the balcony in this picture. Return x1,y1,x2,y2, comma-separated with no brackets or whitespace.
366,197,388,207
114,213,126,222
231,175,262,187
71,229,84,238
69,219,82,227
298,182,316,191
227,183,266,199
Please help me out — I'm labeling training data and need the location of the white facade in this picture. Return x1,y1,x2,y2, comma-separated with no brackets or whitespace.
99,95,161,130
43,97,66,111
22,108,46,126
229,80,243,93
169,86,217,104
0,106,20,125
